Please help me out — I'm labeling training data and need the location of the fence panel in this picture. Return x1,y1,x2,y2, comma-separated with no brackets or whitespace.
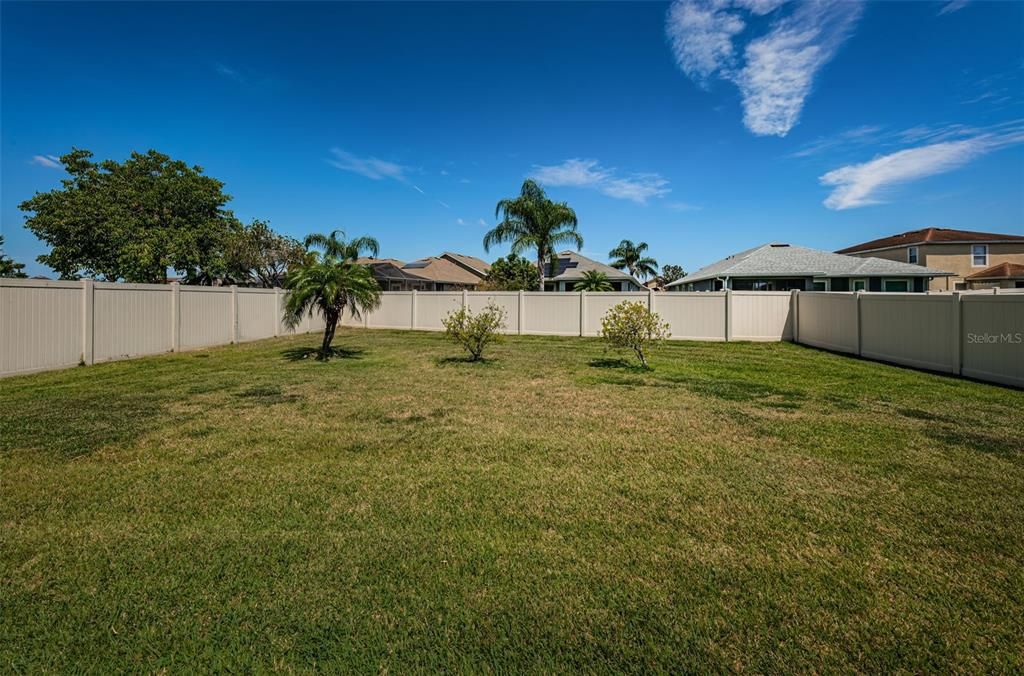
859,294,956,373
237,289,278,342
522,293,582,336
961,295,1024,387
466,292,520,334
414,292,461,330
94,283,172,362
732,291,793,341
797,293,858,354
0,280,83,376
656,293,727,340
362,292,413,329
583,293,648,336
179,288,233,349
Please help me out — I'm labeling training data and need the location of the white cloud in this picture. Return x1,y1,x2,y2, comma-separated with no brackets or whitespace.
456,218,465,225
938,0,970,16
437,200,450,209
478,218,487,226
530,158,671,204
327,147,410,181
30,155,61,169
412,185,425,194
665,0,863,137
667,201,703,212
459,178,471,184
819,125,1024,209
440,169,449,176
215,63,244,83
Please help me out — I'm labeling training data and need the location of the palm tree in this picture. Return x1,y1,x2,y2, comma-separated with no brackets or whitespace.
283,234,382,358
303,230,380,261
573,270,614,292
609,239,658,280
484,179,582,291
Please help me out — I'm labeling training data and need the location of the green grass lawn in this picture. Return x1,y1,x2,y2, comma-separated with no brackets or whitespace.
2,328,1022,672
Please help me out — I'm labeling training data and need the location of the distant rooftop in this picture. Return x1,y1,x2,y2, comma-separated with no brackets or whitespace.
837,228,1024,255
668,243,951,286
547,251,639,283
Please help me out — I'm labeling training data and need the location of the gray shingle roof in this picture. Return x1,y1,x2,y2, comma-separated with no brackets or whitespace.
668,243,952,287
548,251,640,284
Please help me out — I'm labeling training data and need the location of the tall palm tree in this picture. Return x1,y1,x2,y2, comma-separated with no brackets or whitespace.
609,240,658,280
483,179,582,291
283,232,382,358
573,270,614,292
303,230,380,261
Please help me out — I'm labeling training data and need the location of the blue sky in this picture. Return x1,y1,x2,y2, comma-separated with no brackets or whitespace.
2,0,1022,277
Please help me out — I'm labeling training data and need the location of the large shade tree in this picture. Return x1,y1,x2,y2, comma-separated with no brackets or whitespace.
225,219,306,288
19,148,242,283
283,231,382,358
609,239,658,281
483,179,582,291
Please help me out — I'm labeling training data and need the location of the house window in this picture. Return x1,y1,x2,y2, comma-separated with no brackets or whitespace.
907,246,918,264
812,281,827,291
972,244,988,267
883,279,909,292
853,280,866,292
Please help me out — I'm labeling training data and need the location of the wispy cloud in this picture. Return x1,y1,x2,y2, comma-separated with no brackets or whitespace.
215,63,245,83
789,124,884,157
456,218,465,225
666,0,863,137
327,147,411,182
819,122,1024,209
938,0,970,16
437,199,450,209
666,201,703,212
30,154,62,169
478,218,487,226
530,159,670,204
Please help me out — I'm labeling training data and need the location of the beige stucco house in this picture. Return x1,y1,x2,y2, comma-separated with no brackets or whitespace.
358,252,491,291
836,228,1024,291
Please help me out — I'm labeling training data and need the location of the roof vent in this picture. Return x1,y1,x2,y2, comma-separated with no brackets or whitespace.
769,243,790,248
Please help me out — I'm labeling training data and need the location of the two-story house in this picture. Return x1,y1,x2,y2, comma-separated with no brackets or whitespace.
836,228,1024,291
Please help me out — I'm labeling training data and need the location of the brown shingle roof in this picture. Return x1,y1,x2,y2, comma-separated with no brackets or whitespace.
837,228,1024,254
442,252,491,275
401,257,485,285
966,262,1024,280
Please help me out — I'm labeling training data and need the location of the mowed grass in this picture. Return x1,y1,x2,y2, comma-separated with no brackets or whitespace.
2,328,1022,672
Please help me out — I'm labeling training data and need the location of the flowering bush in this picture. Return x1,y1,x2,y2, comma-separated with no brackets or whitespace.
599,301,670,368
442,302,507,361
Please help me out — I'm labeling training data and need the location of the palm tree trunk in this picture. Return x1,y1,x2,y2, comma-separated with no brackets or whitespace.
321,310,338,354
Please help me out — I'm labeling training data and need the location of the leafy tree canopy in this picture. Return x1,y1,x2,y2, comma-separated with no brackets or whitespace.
480,253,540,291
226,219,306,288
0,236,28,278
19,148,242,283
609,239,658,280
658,264,686,285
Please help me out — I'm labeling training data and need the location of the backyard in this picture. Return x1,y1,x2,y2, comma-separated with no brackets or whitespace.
1,328,1022,671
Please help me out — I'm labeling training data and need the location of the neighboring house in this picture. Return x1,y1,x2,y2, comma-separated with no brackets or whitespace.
358,252,491,291
543,251,643,291
666,243,950,292
964,262,1024,290
836,227,1024,291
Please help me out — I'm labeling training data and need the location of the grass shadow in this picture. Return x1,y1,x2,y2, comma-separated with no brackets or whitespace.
281,346,364,362
588,357,649,373
434,355,497,367
234,385,302,406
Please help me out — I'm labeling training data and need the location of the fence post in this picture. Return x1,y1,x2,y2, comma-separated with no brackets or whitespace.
648,288,655,313
579,290,587,336
855,290,864,356
81,279,94,365
230,285,238,343
273,288,281,337
462,288,468,309
171,282,181,350
790,289,799,343
724,289,733,342
411,290,418,330
951,291,962,375
518,290,524,335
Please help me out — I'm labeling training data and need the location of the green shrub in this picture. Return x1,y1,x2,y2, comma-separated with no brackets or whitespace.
599,301,670,368
442,302,507,361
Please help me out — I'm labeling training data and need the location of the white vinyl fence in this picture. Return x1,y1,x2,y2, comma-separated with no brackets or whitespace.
796,291,1024,388
2,279,1021,387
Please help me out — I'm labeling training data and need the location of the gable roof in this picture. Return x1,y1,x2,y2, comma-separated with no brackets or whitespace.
837,227,1024,254
966,262,1024,280
667,243,951,287
547,251,641,284
441,252,491,276
401,256,486,285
